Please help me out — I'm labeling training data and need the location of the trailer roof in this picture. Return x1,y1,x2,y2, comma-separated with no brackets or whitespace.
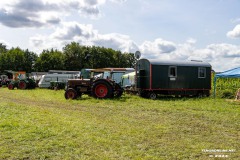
91,68,134,72
140,59,211,67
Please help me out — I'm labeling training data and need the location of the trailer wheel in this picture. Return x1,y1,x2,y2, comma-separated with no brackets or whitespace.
148,92,157,100
92,81,113,99
8,83,14,90
65,88,78,99
114,83,123,98
18,81,27,89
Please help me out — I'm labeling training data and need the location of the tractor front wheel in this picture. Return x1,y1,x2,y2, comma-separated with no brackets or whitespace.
8,83,15,90
92,81,113,99
65,88,78,99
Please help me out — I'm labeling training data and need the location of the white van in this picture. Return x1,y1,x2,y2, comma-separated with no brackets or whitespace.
38,74,77,88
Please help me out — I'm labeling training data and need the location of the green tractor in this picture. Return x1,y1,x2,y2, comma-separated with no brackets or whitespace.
8,78,36,90
5,71,36,90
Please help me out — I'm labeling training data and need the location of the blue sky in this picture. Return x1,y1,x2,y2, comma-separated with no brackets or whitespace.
0,0,240,71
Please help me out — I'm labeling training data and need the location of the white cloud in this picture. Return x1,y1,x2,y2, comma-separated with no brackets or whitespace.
28,21,240,72
178,43,240,71
139,38,176,59
109,0,127,3
138,38,240,71
51,22,96,40
0,0,109,28
93,33,138,53
0,39,11,49
29,21,138,53
227,24,240,38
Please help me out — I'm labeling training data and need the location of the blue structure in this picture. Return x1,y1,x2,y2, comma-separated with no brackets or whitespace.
214,67,240,97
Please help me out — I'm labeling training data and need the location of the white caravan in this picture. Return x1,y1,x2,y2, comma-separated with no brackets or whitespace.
38,73,78,88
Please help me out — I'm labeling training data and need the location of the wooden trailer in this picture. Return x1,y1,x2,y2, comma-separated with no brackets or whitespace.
136,59,211,99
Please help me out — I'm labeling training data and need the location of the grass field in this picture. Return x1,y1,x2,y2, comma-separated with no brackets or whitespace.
0,88,239,159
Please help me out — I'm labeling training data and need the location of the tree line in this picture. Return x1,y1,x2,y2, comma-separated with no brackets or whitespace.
0,42,137,73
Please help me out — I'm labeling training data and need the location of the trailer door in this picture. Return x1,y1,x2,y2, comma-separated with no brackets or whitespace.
137,69,146,88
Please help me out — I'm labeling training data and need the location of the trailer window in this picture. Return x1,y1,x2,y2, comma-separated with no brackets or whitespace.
169,66,177,77
198,67,206,78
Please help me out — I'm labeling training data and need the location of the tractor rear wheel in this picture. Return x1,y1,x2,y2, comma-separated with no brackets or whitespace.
18,81,27,89
65,88,78,99
92,81,113,99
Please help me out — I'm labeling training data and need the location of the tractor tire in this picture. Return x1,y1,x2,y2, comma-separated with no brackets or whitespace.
65,88,78,99
18,81,27,89
8,83,15,90
113,83,123,98
92,81,113,99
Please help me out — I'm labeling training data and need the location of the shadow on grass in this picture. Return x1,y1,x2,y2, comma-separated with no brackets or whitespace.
140,94,212,101
74,94,131,102
69,93,212,103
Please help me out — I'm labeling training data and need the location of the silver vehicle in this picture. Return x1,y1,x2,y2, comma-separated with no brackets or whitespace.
38,73,79,88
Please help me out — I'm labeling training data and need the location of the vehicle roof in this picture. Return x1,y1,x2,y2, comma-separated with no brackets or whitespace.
43,73,75,77
139,59,211,67
48,70,80,74
91,68,134,72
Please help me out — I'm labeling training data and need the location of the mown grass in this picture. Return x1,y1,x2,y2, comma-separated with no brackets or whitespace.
0,88,239,159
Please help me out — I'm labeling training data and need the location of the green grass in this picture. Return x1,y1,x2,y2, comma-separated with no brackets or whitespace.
0,88,239,159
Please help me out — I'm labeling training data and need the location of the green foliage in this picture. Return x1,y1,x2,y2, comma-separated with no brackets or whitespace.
0,88,239,159
214,77,240,98
0,42,136,73
0,43,8,54
221,89,235,99
63,43,136,70
63,42,85,70
34,49,65,72
0,47,38,72
23,49,38,73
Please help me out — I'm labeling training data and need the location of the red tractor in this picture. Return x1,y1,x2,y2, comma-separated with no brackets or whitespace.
65,78,123,99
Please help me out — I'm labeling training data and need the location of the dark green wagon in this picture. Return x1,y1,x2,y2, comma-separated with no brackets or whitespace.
136,59,211,99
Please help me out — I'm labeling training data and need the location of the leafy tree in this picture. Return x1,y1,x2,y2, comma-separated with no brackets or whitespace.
121,52,136,68
63,42,137,69
34,49,65,72
0,43,8,72
0,43,8,54
0,47,25,71
63,42,86,70
0,42,137,73
23,49,38,73
0,47,38,73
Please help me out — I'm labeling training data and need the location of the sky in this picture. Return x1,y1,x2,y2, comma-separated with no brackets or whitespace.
0,0,240,71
